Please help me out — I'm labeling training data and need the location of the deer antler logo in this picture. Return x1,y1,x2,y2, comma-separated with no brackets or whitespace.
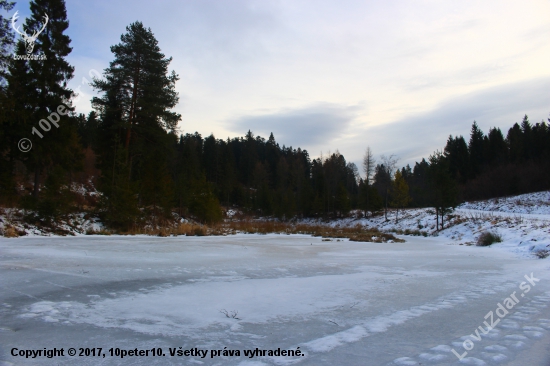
11,11,49,55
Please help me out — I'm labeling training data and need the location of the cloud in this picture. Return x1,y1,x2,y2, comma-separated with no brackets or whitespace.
229,103,361,148
345,77,550,168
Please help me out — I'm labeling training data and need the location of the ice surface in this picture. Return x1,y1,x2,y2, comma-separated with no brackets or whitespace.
1,234,550,365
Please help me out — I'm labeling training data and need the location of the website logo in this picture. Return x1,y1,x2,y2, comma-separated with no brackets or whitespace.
11,11,48,60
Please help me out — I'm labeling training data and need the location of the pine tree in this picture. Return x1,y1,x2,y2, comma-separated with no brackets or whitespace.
92,21,181,227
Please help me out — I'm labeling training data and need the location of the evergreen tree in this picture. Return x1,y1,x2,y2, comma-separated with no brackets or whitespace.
506,122,523,162
532,121,549,162
485,127,507,166
443,135,469,183
520,115,532,160
391,170,411,223
0,42,30,203
92,21,181,227
468,121,484,178
76,110,99,148
359,181,383,215
7,0,82,212
373,155,398,220
0,0,15,84
188,175,222,223
428,152,457,230
409,158,431,207
373,163,391,220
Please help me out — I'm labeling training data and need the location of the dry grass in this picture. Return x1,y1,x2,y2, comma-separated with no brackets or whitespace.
2,225,19,238
210,221,404,243
116,222,210,237
56,214,404,243
85,228,113,236
114,219,404,243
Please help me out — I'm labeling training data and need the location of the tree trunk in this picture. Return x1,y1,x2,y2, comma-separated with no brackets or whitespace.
435,207,439,231
366,184,370,218
33,166,41,198
125,58,141,161
384,190,388,221
395,207,399,223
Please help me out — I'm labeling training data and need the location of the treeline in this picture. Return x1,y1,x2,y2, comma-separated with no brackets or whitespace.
442,118,550,200
399,118,550,206
394,117,550,227
1,1,549,231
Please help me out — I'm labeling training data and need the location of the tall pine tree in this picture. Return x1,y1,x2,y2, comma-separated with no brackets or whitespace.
92,21,181,228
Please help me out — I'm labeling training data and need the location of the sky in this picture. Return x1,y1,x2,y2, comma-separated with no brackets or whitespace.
11,0,550,169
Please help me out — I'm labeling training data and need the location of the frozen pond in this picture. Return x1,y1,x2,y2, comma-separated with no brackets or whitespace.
1,234,549,365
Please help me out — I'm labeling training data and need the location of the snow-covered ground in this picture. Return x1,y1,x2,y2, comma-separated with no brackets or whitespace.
1,191,549,365
458,191,550,215
295,191,550,259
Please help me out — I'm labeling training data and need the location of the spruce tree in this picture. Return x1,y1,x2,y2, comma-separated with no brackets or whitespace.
21,0,78,198
485,127,507,165
3,0,81,212
443,135,469,183
468,121,484,178
520,115,532,160
506,123,523,162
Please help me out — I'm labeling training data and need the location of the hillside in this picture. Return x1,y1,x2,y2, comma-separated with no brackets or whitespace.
298,191,550,259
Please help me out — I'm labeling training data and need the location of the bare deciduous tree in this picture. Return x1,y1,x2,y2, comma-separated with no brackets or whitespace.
361,147,376,217
380,154,399,177
379,154,399,220
362,147,376,186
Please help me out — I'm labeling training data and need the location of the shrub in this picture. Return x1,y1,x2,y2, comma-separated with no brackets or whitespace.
189,177,223,224
85,228,112,235
193,226,207,236
2,225,19,238
535,250,549,259
476,231,502,246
